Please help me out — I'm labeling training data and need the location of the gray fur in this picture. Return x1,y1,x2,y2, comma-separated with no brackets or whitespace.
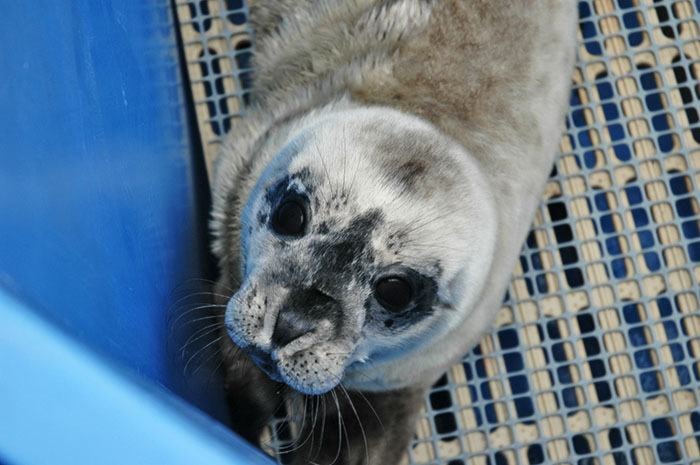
210,1,576,463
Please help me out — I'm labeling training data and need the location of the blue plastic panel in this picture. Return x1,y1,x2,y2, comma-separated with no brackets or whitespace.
0,0,210,399
0,1,271,463
0,289,271,465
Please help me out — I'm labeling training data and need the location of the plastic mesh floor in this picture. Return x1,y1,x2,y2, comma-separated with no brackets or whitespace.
174,1,700,463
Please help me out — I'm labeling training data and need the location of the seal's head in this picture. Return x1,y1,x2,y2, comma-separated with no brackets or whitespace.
214,107,497,394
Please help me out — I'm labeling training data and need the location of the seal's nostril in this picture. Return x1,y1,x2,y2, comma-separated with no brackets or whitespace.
272,308,315,347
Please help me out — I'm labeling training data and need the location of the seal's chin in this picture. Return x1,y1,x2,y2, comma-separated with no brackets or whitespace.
278,370,343,396
245,343,355,395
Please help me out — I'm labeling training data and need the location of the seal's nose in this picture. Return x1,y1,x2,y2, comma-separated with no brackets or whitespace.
271,287,338,347
271,308,316,347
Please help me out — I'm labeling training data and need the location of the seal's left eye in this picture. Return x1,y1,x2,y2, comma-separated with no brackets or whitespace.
271,199,307,237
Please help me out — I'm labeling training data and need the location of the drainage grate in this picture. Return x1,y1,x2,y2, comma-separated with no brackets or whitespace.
174,1,700,463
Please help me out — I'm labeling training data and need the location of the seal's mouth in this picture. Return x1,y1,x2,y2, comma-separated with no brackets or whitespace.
240,341,351,395
246,347,283,382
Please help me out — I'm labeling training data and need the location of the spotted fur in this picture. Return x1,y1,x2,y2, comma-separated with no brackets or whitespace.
210,1,576,463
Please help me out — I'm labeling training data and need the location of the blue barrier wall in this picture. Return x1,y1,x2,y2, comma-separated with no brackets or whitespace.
0,0,199,385
0,0,208,393
0,1,271,463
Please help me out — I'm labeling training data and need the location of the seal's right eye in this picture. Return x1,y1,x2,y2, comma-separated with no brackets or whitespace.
271,198,307,237
374,276,413,312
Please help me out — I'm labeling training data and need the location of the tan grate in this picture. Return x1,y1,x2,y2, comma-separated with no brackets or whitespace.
174,1,700,463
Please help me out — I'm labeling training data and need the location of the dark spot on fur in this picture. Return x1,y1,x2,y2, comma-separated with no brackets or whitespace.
317,222,329,234
397,160,427,187
355,121,460,196
384,319,394,328
310,209,383,280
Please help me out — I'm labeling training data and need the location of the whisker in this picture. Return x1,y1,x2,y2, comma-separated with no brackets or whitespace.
171,290,233,305
337,390,350,465
314,139,336,201
399,209,454,236
183,335,222,375
348,132,362,197
168,300,225,321
329,390,344,465
292,395,310,451
173,277,236,294
339,384,369,465
295,396,317,453
270,396,288,419
191,339,223,377
276,395,314,454
402,237,468,254
179,323,223,356
167,291,231,318
174,314,223,329
347,386,385,434
307,395,318,457
341,123,348,197
313,393,327,462
203,349,227,390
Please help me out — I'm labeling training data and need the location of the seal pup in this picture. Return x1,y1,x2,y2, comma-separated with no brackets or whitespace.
209,1,576,463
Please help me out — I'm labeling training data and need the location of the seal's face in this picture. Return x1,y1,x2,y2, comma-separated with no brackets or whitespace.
222,109,496,394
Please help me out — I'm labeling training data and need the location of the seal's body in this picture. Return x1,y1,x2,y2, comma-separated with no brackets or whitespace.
210,1,576,463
